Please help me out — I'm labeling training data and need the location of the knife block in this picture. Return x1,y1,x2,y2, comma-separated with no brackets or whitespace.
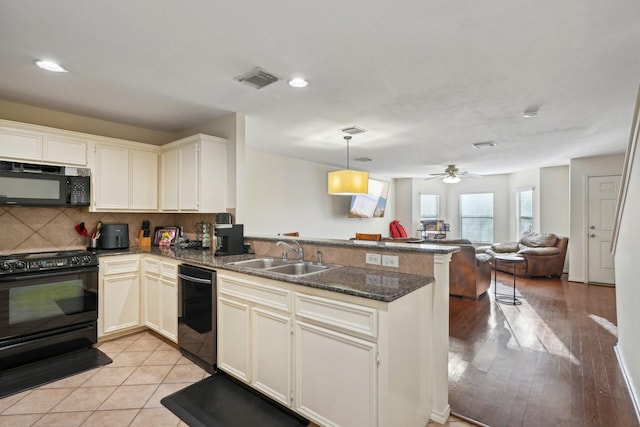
138,230,151,249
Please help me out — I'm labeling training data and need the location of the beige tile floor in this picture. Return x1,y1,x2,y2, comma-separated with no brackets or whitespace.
0,331,477,427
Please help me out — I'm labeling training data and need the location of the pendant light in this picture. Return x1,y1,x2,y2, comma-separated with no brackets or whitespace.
328,135,369,195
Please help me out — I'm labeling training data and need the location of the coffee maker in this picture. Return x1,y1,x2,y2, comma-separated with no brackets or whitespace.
214,224,244,256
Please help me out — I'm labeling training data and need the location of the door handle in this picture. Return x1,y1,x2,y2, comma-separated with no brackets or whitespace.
590,225,596,230
590,234,596,238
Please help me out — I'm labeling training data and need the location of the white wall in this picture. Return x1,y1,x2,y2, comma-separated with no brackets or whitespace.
613,146,640,418
243,149,394,239
539,166,570,236
569,154,625,282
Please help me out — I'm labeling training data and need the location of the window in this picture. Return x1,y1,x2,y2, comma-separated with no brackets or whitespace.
517,189,533,235
420,194,439,221
459,193,494,243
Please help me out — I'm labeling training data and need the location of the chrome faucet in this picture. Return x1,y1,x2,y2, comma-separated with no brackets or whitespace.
276,240,304,261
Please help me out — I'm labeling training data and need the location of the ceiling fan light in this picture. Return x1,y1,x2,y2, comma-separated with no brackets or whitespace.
328,170,369,195
443,175,461,184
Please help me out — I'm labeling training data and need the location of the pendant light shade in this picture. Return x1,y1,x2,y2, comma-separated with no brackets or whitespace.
328,136,369,195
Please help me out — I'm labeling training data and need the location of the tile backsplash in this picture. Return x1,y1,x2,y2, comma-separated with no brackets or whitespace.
0,206,221,254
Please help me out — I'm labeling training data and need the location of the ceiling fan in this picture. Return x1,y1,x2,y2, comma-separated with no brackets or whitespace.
426,165,482,184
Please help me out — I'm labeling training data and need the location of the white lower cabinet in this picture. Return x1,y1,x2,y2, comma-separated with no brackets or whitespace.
218,296,251,382
216,271,379,425
217,272,293,407
99,255,141,337
295,321,377,427
252,307,292,407
142,256,179,342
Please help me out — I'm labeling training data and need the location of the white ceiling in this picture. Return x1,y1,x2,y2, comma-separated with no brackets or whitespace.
1,1,639,178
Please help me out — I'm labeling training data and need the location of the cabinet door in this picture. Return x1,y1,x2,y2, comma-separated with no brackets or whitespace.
160,277,178,342
218,296,251,382
295,321,377,427
160,148,179,210
252,307,292,407
103,273,141,334
130,149,158,210
144,273,161,332
43,135,87,165
178,142,199,210
95,144,129,209
0,127,42,161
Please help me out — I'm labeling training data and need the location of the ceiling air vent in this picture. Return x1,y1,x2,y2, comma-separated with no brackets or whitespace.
340,126,367,136
235,67,279,89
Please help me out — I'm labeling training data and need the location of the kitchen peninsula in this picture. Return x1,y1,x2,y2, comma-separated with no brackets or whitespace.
99,236,457,426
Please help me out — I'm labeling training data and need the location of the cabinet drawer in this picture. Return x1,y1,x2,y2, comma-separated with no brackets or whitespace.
160,262,178,278
218,274,291,313
295,293,378,339
143,258,160,274
102,257,140,275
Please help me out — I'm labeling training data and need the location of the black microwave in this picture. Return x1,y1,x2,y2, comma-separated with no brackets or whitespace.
0,161,91,207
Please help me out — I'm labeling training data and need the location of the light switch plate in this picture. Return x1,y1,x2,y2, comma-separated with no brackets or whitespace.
382,254,399,268
365,253,381,265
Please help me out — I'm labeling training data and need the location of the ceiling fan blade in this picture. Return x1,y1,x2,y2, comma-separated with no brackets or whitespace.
458,172,482,178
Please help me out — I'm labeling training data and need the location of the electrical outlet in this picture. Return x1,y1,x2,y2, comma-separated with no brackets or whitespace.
365,253,381,265
382,254,399,268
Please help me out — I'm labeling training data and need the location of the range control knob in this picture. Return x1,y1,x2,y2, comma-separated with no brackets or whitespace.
0,262,10,271
70,257,81,265
14,261,26,270
82,256,93,264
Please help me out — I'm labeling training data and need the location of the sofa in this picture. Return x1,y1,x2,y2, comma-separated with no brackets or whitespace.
482,232,568,277
422,239,492,300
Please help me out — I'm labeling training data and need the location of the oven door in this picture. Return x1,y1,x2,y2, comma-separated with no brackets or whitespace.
0,266,98,343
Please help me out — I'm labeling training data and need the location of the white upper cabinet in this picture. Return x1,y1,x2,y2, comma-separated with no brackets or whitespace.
0,119,87,165
160,134,228,212
93,142,159,211
94,144,130,209
42,135,87,165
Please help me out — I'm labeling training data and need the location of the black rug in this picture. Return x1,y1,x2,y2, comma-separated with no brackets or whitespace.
0,348,112,399
161,373,308,427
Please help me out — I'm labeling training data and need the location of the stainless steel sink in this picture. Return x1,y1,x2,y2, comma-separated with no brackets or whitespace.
228,258,341,277
228,258,290,269
267,262,335,276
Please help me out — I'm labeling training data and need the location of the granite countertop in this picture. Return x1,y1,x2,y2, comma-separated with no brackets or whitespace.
246,234,460,254
96,247,434,303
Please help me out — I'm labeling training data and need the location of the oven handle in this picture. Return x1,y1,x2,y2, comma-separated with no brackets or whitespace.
0,266,98,282
177,272,212,285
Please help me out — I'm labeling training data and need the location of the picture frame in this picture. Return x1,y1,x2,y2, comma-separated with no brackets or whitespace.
153,226,179,246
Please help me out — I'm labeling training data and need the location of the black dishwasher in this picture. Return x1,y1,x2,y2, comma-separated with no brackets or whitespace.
178,264,216,373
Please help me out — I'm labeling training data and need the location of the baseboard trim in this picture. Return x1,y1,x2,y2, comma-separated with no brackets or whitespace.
430,404,451,424
614,344,640,424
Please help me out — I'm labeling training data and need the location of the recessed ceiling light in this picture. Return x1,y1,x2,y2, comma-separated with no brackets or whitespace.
472,141,497,149
522,109,538,118
288,78,308,88
34,60,68,73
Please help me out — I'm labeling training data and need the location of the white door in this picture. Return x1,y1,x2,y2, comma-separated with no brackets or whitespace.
295,321,377,427
95,144,129,209
130,149,158,210
252,307,292,407
178,142,199,210
218,296,251,382
144,273,161,331
587,175,621,284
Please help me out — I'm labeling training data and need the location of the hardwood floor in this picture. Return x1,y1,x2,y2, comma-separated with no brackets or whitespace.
449,272,639,427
